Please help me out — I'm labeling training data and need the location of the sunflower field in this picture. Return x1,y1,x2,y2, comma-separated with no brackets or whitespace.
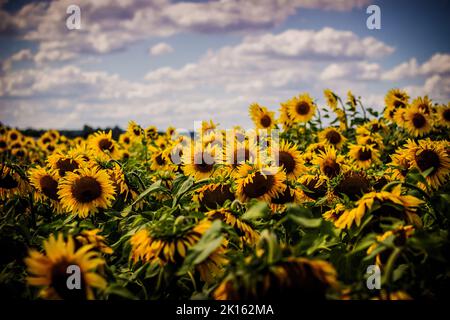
0,88,449,301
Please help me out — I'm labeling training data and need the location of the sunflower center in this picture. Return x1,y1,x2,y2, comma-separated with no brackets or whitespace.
415,150,440,174
40,175,59,200
57,159,79,176
412,113,426,128
72,177,103,203
260,115,272,128
124,137,130,144
393,100,405,108
15,150,25,157
278,151,296,173
0,140,6,148
47,144,55,152
322,159,340,178
325,130,341,145
0,174,18,189
200,185,235,210
155,154,166,166
271,187,294,204
98,139,114,152
133,129,141,136
335,174,370,200
443,109,450,121
243,171,274,198
358,149,372,161
296,102,310,115
42,137,51,144
51,260,87,300
301,178,327,200
10,133,18,141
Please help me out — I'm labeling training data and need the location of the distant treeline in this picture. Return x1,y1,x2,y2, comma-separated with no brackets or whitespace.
19,125,125,140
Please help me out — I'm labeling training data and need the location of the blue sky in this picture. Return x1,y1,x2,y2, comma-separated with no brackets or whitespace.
0,0,449,130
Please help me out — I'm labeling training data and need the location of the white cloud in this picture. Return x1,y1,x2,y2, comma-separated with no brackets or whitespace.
1,49,32,72
149,42,174,56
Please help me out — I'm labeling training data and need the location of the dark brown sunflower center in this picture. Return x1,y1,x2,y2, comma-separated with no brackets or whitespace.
51,260,87,300
98,138,114,152
0,140,6,148
278,151,296,173
15,150,25,157
47,145,55,152
260,115,272,128
412,113,426,128
10,133,18,141
393,100,405,108
72,177,102,203
194,153,215,173
335,174,370,200
358,149,372,161
243,171,274,198
56,159,79,176
0,174,18,189
371,123,380,132
42,137,51,144
296,102,310,115
124,137,130,144
40,175,59,200
443,109,450,121
325,130,341,145
323,159,340,178
415,150,440,174
301,178,327,200
133,129,141,136
200,185,235,210
11,142,21,149
155,154,166,166
271,187,294,204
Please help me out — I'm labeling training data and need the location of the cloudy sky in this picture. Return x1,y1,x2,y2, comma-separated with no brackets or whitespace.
0,0,449,130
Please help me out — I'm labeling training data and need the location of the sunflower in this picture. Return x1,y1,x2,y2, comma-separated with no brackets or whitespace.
348,144,380,169
278,101,294,130
285,93,316,123
270,184,305,212
356,133,384,151
130,219,227,282
235,164,286,202
411,96,433,115
107,164,130,198
0,164,27,200
28,166,59,202
75,229,113,255
213,257,337,300
193,183,235,211
404,139,450,190
312,146,346,179
47,152,86,178
334,171,371,200
347,90,357,111
0,136,7,152
270,140,305,180
118,132,133,148
298,174,328,200
25,233,106,300
249,103,276,130
6,129,22,143
58,167,116,218
88,131,121,160
335,185,423,229
318,127,347,149
384,88,409,121
206,208,259,245
201,120,218,135
403,106,433,137
145,125,158,140
323,203,347,223
127,121,144,141
367,225,414,267
436,103,450,128
182,144,219,180
149,146,172,171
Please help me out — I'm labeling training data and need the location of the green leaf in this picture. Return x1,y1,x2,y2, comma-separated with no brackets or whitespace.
121,180,162,217
241,202,269,221
288,215,322,228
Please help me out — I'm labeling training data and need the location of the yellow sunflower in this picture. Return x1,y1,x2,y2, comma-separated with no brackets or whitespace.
335,185,423,229
130,219,227,283
224,140,257,171
47,152,86,178
312,146,346,179
278,101,294,129
323,203,347,223
88,131,121,160
25,233,106,300
404,139,450,190
182,144,219,180
0,136,7,152
298,174,328,200
193,183,235,211
0,164,28,200
249,103,276,130
318,127,347,149
235,163,286,202
75,229,113,255
348,144,380,169
271,140,305,180
6,129,22,143
28,166,60,202
384,88,409,121
436,103,450,128
58,167,116,218
403,106,433,137
411,96,433,115
285,93,316,123
127,121,144,141
206,208,259,245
